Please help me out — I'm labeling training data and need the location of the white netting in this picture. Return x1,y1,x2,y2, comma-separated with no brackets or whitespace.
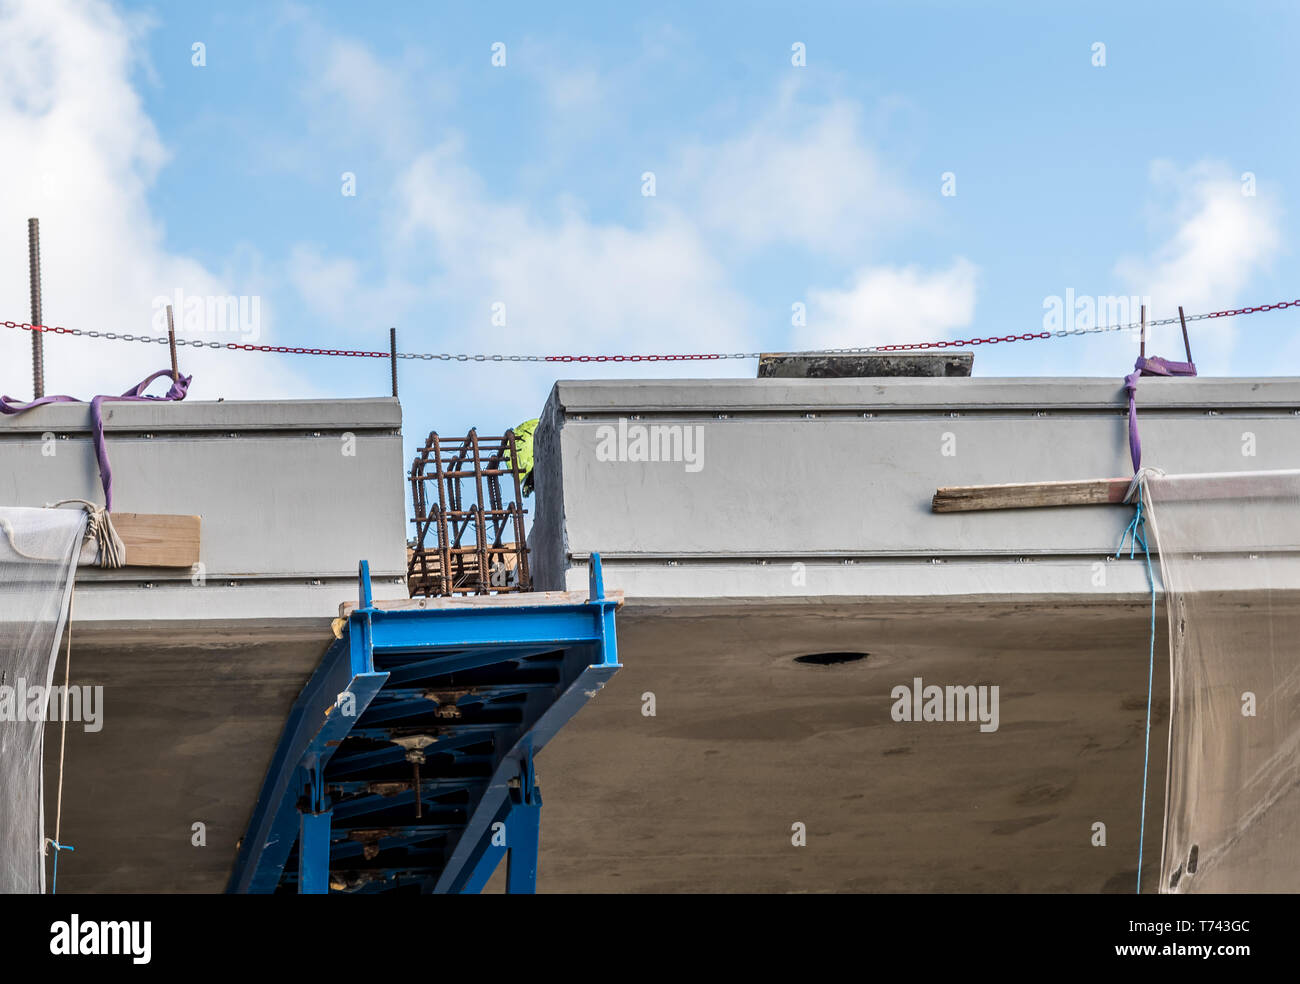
0,507,85,894
1144,470,1300,893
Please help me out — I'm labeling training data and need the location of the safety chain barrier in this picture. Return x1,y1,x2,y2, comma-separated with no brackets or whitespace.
3,298,1296,364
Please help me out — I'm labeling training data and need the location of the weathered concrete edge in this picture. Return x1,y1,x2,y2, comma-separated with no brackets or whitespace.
549,377,1300,413
66,579,377,633
528,386,571,591
552,557,1165,605
0,397,403,434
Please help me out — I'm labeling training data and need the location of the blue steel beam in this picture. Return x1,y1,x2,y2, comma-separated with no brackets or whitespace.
434,650,618,893
347,724,504,741
227,563,389,893
436,558,620,894
228,649,387,892
328,826,459,863
381,646,561,685
230,555,620,894
457,785,542,894
367,608,605,656
328,778,485,796
367,683,553,701
298,809,333,894
355,701,518,726
327,733,494,777
505,801,541,893
331,790,471,822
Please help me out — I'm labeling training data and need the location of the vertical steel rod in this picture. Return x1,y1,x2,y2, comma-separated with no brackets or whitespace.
389,327,398,398
507,430,531,590
166,304,179,378
28,218,44,398
1178,306,1193,365
433,433,452,595
412,760,422,819
469,430,489,594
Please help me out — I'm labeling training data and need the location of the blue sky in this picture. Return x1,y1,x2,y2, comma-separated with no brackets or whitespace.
1,0,1297,442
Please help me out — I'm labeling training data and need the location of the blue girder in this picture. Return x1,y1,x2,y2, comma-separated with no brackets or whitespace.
227,556,620,894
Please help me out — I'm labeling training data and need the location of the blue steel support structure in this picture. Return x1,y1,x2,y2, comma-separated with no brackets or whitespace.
228,556,620,894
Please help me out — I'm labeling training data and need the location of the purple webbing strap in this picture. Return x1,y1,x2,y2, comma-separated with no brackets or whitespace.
1134,355,1196,377
0,369,191,511
1125,369,1143,472
1124,356,1197,473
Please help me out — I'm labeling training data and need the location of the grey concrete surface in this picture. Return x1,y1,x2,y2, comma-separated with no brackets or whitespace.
47,600,1172,894
16,381,1293,894
3,398,409,891
0,398,408,628
531,377,1300,602
533,602,1171,893
42,625,330,893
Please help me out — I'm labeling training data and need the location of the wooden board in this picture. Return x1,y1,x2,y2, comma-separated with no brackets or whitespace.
340,588,624,618
111,513,201,567
932,478,1130,513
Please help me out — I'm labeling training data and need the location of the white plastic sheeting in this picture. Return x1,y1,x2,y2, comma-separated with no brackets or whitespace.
1145,470,1300,893
0,507,85,894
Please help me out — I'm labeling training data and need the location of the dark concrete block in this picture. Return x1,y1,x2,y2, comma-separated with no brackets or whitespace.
757,351,973,378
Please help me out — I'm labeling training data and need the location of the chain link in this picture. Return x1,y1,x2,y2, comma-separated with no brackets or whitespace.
4,298,1296,363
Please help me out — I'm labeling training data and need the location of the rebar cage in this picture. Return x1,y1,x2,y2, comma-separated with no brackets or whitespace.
407,429,531,597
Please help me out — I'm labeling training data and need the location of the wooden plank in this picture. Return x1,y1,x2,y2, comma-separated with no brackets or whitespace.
340,588,624,618
932,478,1130,513
111,513,201,567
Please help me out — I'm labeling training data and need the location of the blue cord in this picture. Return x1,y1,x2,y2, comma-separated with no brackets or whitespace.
49,840,74,895
1117,489,1156,895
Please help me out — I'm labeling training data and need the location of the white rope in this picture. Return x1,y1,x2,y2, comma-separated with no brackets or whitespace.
54,584,72,861
0,517,52,561
1124,466,1166,505
47,500,125,569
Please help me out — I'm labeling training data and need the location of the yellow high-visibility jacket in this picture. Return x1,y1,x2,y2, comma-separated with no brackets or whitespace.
513,418,539,480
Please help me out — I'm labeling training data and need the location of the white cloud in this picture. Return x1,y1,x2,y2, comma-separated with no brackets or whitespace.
387,139,755,357
0,0,314,402
288,245,361,318
284,30,975,412
801,258,979,349
296,31,450,161
1115,161,1282,365
679,83,926,257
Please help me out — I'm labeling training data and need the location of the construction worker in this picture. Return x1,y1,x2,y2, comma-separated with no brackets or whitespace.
513,418,539,496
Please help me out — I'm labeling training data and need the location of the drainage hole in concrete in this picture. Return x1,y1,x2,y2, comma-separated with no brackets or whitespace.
794,652,869,666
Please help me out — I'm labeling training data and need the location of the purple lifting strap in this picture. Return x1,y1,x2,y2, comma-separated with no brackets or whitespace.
0,369,191,511
1125,355,1196,472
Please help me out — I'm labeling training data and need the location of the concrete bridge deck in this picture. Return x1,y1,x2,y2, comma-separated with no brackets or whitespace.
0,378,1292,892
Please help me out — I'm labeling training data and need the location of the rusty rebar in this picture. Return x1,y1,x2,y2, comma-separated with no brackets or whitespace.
166,304,179,379
507,428,531,588
407,428,533,597
389,327,398,398
469,429,489,594
28,218,44,398
412,761,422,819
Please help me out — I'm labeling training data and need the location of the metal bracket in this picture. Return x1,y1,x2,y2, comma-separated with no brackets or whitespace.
298,759,332,895
460,750,542,894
